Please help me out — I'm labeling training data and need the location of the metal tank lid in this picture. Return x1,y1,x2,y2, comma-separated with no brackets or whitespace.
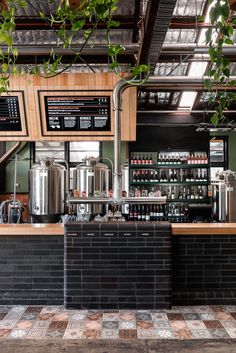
75,157,109,170
31,158,65,170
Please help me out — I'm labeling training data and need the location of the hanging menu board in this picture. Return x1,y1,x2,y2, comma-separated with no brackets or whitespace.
44,96,111,132
0,96,22,131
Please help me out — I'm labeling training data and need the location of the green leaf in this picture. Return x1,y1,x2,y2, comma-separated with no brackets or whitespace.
109,61,119,69
197,15,205,23
72,19,85,31
204,78,212,90
224,38,234,45
2,63,8,73
205,28,212,44
211,113,219,126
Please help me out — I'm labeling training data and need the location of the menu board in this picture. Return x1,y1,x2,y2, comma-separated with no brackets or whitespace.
0,96,22,131
44,96,111,132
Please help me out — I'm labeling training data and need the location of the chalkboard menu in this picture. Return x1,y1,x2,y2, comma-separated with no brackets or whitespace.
44,96,111,132
0,96,22,131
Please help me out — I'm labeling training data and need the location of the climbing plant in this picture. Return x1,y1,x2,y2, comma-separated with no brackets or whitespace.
205,0,236,125
0,0,149,93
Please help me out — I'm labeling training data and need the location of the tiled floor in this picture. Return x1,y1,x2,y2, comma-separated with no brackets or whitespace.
0,305,236,340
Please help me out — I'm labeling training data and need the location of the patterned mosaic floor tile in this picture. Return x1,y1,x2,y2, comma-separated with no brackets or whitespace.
155,328,175,339
137,328,159,339
0,329,11,338
103,313,120,321
151,312,168,321
119,329,137,339
203,320,224,329
26,328,47,339
0,305,235,341
101,329,119,339
225,327,236,338
186,320,206,330
208,328,230,339
63,328,83,339
102,320,119,329
190,329,212,339
153,320,171,329
7,328,29,339
119,320,136,330
82,329,101,339
44,329,66,339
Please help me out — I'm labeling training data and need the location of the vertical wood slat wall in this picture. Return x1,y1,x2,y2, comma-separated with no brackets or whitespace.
5,73,136,141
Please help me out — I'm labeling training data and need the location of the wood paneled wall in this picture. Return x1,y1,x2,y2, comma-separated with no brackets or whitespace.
6,73,136,141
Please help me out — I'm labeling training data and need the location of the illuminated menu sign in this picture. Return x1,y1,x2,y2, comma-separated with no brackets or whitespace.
0,96,22,131
44,96,111,131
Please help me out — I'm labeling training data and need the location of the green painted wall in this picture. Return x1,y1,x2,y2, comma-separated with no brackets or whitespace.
5,143,30,193
101,141,128,166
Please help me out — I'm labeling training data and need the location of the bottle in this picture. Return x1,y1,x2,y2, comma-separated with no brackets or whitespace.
138,154,142,165
145,170,149,182
142,154,146,165
150,170,154,182
133,205,138,221
141,170,145,182
169,169,174,182
170,187,176,200
137,205,142,221
153,205,158,221
150,205,154,221
137,170,141,182
141,205,146,221
154,170,158,181
133,170,137,182
149,154,153,165
198,186,204,199
178,187,183,199
131,154,134,165
163,171,168,182
145,205,150,221
173,169,178,182
129,204,134,221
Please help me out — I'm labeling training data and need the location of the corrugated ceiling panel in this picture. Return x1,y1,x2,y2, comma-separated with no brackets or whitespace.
154,62,188,76
173,0,206,16
164,29,197,43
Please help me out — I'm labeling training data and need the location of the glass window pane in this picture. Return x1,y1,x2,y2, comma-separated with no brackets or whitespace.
35,142,65,160
69,141,100,162
210,140,224,163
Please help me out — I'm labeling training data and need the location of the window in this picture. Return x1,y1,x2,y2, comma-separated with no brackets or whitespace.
34,141,100,190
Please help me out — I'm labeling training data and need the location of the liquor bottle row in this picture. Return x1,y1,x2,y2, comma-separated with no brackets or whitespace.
131,185,208,200
132,169,208,183
130,152,208,166
128,203,188,223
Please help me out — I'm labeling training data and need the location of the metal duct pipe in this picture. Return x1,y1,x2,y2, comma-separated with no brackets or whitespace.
0,142,27,166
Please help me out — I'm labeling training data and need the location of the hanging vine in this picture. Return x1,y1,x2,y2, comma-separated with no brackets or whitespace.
0,0,149,93
205,0,236,125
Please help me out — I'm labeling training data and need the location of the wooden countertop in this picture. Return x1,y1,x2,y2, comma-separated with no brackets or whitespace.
0,223,236,235
0,223,64,235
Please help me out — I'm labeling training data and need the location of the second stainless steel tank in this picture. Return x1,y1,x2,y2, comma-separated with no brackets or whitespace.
73,158,111,216
29,158,66,223
212,170,236,222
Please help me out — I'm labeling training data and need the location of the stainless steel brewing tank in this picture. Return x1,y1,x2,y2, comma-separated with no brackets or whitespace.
73,158,110,215
29,159,66,223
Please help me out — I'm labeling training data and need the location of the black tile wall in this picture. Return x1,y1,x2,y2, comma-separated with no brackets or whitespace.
64,222,172,310
0,235,64,305
173,234,236,305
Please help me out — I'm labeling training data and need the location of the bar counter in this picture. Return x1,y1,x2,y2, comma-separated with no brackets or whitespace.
1,222,236,235
0,222,235,307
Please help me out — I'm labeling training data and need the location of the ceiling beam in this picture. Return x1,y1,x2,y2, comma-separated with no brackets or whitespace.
14,15,136,30
137,0,177,73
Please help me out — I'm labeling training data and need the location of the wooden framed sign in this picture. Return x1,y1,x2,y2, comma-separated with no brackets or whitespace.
0,91,28,137
38,90,113,139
